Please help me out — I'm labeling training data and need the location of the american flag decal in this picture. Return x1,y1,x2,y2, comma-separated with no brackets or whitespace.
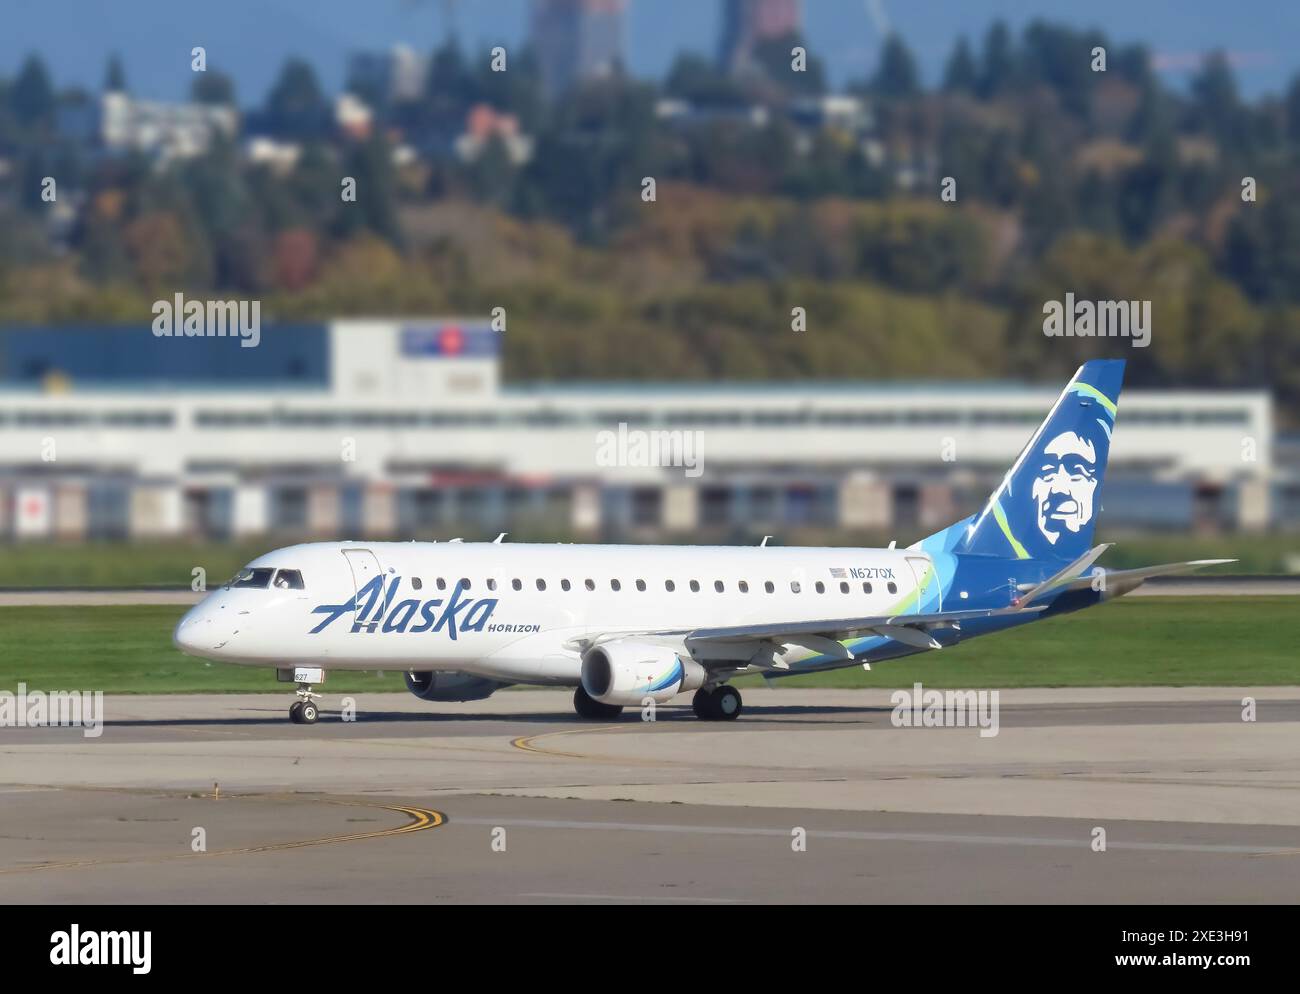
829,567,848,579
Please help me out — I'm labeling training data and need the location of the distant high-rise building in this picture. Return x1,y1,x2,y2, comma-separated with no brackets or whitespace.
718,0,802,73
530,0,626,96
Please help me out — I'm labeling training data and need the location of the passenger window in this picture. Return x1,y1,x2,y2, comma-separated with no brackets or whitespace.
635,579,646,591
412,577,423,591
436,578,447,591
839,582,849,594
887,582,898,594
610,579,621,591
512,579,522,591
228,567,273,589
738,580,749,593
536,579,547,591
815,581,825,594
665,580,675,592
561,579,571,591
689,580,700,592
459,578,471,590
585,579,595,591
863,582,873,594
487,578,498,591
273,569,305,590
764,581,774,593
791,581,801,593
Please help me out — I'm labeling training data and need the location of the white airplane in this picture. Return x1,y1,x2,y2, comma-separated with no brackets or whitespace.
174,360,1231,723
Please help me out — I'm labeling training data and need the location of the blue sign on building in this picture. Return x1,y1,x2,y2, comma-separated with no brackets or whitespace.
400,323,499,359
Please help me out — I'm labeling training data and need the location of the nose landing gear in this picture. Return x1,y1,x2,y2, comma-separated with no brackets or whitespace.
289,685,321,724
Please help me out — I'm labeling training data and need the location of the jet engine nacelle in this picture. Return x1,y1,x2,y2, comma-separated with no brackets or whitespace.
580,640,706,706
404,670,507,702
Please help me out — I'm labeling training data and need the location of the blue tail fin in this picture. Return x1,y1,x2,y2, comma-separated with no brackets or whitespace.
954,360,1125,562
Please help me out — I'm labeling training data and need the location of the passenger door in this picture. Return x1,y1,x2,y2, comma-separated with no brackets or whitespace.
341,548,384,625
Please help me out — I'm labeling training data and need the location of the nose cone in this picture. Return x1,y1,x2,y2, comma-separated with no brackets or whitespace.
173,606,205,655
173,603,230,657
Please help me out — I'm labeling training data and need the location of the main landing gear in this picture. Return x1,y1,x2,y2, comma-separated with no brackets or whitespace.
289,684,321,724
693,685,742,721
573,685,624,720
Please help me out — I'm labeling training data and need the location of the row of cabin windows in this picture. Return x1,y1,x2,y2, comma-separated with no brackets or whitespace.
409,576,898,596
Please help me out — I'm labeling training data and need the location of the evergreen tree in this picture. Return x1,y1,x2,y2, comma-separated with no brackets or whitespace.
872,35,920,99
264,57,329,139
10,55,55,127
193,71,237,106
943,37,977,93
977,21,1016,98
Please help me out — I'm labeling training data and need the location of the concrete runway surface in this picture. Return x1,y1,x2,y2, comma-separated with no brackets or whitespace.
1,687,1298,903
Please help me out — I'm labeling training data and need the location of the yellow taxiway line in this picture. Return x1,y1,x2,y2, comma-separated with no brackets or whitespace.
0,794,445,876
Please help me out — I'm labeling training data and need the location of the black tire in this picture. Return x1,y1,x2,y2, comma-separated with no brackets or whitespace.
692,688,717,720
713,686,742,721
300,701,319,724
573,685,623,720
289,701,304,724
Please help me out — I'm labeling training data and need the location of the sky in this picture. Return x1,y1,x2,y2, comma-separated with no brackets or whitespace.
0,0,1294,105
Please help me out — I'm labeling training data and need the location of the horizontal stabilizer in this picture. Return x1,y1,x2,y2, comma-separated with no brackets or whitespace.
1017,543,1112,605
1054,558,1237,594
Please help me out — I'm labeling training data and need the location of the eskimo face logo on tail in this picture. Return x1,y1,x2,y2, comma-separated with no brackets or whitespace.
1031,430,1098,545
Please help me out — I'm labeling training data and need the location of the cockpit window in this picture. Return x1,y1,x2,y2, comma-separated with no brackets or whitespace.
228,567,274,589
273,569,305,590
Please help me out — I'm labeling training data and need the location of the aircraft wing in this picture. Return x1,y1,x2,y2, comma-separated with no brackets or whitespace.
561,604,1043,661
681,605,1043,656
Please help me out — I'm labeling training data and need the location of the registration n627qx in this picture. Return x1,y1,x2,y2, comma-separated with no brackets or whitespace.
175,360,1230,724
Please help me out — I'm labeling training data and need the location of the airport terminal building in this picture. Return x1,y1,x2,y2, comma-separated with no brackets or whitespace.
0,320,1279,543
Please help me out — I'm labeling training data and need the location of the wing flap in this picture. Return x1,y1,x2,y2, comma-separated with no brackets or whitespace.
684,604,1042,649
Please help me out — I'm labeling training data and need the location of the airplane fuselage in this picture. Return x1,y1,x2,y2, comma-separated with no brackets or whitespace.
174,540,1063,685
